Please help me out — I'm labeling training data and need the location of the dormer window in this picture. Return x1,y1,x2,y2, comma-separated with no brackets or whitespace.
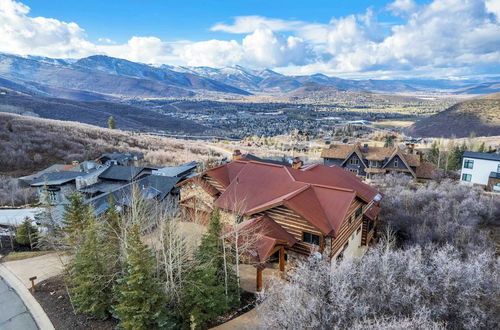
350,157,359,165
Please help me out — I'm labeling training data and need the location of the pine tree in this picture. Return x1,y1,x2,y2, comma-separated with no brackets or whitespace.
108,116,116,129
6,121,13,132
63,192,94,250
448,144,463,170
428,141,440,165
15,218,38,248
477,142,486,153
180,210,239,329
67,219,111,319
102,195,123,285
114,224,167,329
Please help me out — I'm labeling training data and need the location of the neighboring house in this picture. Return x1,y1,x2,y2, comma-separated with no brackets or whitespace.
98,165,152,183
178,158,382,290
97,152,144,166
152,161,198,177
460,151,500,192
85,175,181,215
321,143,436,180
29,171,84,204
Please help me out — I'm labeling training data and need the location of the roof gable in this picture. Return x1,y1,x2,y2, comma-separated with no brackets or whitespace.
201,160,381,236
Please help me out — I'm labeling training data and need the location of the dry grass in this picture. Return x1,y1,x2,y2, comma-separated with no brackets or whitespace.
1,250,54,262
0,113,222,177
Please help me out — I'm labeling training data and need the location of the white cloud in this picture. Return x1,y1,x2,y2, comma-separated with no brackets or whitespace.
210,15,303,34
387,0,418,16
180,27,310,68
486,0,500,19
0,0,499,79
180,39,243,67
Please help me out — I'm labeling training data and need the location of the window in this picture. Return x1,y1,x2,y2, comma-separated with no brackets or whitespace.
497,164,500,173
351,233,355,240
357,226,362,234
464,159,474,169
350,157,359,165
369,160,379,167
348,215,354,224
348,169,359,174
394,158,399,167
302,232,320,245
355,206,362,219
462,173,472,182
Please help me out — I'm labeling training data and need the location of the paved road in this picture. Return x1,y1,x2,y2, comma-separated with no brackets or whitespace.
0,276,38,330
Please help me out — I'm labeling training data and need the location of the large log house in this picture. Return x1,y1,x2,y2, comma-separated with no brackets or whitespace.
177,155,382,291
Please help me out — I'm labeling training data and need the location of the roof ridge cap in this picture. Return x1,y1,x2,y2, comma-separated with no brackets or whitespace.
311,184,354,193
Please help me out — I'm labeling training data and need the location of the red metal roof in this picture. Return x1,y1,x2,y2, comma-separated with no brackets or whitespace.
365,204,381,221
202,160,381,236
236,215,297,263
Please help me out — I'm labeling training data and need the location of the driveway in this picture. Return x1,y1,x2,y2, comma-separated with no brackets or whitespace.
2,252,68,289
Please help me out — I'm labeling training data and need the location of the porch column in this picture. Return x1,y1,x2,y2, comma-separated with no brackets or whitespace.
279,246,285,272
256,267,263,292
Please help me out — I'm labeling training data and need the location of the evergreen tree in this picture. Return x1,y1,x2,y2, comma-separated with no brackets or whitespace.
180,210,239,329
477,142,486,153
384,135,395,148
102,195,123,286
114,224,167,329
448,144,463,170
428,141,440,165
15,218,38,248
67,219,111,319
63,192,94,250
6,121,13,132
108,116,116,129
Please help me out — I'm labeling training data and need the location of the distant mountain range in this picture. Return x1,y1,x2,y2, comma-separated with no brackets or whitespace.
408,93,500,138
0,53,499,101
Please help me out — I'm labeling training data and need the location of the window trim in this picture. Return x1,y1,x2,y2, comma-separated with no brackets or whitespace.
463,159,474,169
462,173,472,182
349,157,359,165
302,232,320,246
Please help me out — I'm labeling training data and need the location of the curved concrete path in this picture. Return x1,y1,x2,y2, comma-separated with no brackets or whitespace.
0,264,55,330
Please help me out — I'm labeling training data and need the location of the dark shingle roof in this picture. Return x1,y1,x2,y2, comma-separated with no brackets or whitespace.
30,171,82,186
463,151,500,162
98,165,145,182
86,175,180,215
153,161,198,177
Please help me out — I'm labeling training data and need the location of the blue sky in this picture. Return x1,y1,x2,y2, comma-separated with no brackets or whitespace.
1,0,499,79
21,0,408,42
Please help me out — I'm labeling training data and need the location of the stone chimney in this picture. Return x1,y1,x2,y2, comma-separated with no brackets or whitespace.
363,144,368,153
292,157,303,169
233,149,242,160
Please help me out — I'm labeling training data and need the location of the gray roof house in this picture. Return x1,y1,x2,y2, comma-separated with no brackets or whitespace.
86,175,181,215
98,165,151,182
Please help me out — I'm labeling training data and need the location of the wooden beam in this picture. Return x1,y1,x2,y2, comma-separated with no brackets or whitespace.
279,246,285,272
256,267,263,292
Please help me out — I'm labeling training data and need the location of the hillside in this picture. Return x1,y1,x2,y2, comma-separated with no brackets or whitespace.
409,93,500,137
0,87,205,133
0,53,249,100
0,113,220,177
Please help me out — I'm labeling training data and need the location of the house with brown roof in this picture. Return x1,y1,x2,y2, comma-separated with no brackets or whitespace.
321,143,436,180
177,158,382,290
